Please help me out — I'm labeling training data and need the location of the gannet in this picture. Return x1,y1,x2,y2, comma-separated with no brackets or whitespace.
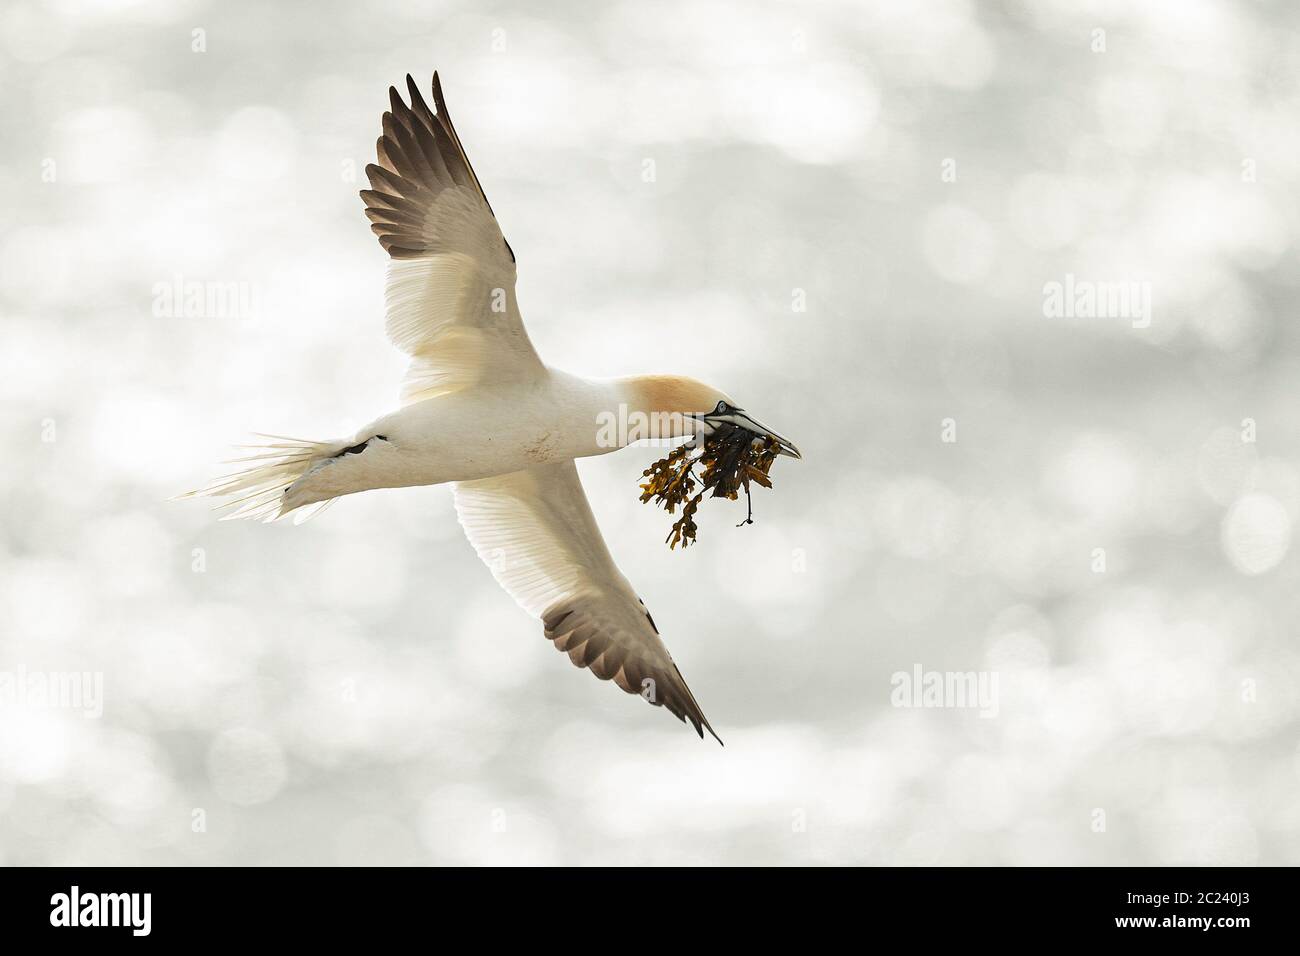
181,73,801,742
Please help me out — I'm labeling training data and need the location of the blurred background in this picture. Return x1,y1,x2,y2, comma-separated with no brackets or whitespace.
2,0,1299,865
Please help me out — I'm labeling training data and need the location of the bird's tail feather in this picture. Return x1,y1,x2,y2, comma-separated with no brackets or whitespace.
172,434,341,524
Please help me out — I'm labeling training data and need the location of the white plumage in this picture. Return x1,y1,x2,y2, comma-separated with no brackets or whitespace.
180,73,801,741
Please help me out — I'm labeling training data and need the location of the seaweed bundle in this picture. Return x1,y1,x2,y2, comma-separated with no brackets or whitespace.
638,423,781,550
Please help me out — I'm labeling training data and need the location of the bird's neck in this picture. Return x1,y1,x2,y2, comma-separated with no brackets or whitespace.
592,375,712,447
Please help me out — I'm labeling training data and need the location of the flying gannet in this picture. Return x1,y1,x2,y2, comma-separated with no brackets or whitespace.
181,73,801,742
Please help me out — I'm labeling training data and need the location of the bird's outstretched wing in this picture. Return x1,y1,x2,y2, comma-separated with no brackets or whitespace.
453,462,722,743
362,73,544,404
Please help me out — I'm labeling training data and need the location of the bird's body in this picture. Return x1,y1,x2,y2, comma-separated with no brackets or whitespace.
288,372,614,507
181,73,800,742
283,372,703,510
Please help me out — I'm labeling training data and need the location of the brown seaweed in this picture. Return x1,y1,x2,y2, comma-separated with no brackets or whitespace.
639,424,780,550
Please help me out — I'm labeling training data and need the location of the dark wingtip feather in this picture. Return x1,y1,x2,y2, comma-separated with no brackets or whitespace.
688,709,724,746
406,74,420,103
431,71,450,119
384,85,410,125
404,75,439,133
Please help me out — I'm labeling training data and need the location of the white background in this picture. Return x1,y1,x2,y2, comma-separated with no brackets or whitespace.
2,0,1298,864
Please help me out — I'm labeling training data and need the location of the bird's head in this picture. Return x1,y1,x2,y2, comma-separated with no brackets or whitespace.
624,374,801,459
685,398,802,460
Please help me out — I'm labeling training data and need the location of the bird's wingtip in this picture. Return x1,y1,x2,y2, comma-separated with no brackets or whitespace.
690,713,724,746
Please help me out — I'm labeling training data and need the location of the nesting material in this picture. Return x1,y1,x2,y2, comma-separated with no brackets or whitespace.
639,423,780,549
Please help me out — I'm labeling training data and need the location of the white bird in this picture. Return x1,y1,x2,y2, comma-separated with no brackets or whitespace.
181,73,801,742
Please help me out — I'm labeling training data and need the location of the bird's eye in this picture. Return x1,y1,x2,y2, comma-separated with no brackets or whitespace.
715,401,728,413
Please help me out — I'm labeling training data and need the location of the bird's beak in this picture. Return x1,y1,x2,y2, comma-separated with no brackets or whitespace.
693,409,803,459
